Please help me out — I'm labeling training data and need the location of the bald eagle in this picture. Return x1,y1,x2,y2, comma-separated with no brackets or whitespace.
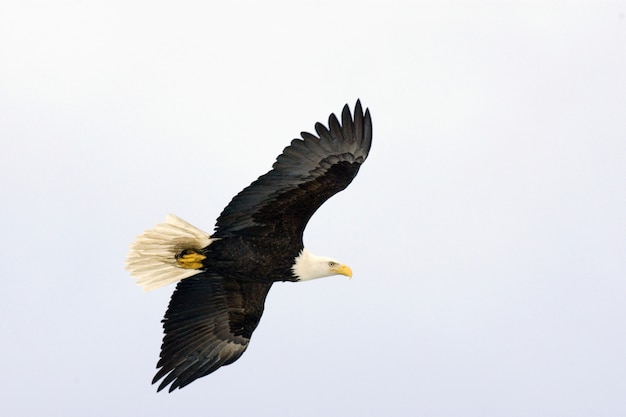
126,101,372,392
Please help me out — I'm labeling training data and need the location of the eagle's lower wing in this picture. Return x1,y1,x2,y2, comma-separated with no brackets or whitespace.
153,273,272,392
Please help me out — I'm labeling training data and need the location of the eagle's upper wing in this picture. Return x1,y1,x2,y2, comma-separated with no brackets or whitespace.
213,100,372,239
153,273,272,392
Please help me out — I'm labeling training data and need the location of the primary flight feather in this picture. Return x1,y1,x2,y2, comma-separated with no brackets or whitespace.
126,101,372,392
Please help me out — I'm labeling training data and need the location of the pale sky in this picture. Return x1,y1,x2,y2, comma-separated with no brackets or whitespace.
1,1,625,416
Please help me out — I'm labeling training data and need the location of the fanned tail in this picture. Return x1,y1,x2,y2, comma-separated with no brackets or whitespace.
125,214,215,291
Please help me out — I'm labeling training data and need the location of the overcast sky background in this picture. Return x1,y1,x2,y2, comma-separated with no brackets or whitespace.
1,1,625,416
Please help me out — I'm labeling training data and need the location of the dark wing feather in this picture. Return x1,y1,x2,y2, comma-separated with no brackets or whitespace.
153,273,272,392
214,100,372,238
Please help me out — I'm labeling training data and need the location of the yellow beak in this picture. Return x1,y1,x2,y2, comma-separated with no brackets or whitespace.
332,264,353,279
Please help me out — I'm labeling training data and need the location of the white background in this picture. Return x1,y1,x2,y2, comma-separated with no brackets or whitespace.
1,1,625,416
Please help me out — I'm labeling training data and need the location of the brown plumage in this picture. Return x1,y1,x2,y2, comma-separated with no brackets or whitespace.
127,101,372,392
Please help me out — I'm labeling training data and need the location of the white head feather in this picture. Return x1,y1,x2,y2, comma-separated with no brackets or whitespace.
291,249,353,281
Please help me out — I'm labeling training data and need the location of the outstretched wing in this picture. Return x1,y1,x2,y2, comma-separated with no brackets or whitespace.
214,100,372,239
153,273,272,392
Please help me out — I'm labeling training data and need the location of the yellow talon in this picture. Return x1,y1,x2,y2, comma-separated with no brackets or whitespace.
175,249,206,269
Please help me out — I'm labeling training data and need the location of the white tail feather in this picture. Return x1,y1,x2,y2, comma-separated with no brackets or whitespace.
125,214,214,291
